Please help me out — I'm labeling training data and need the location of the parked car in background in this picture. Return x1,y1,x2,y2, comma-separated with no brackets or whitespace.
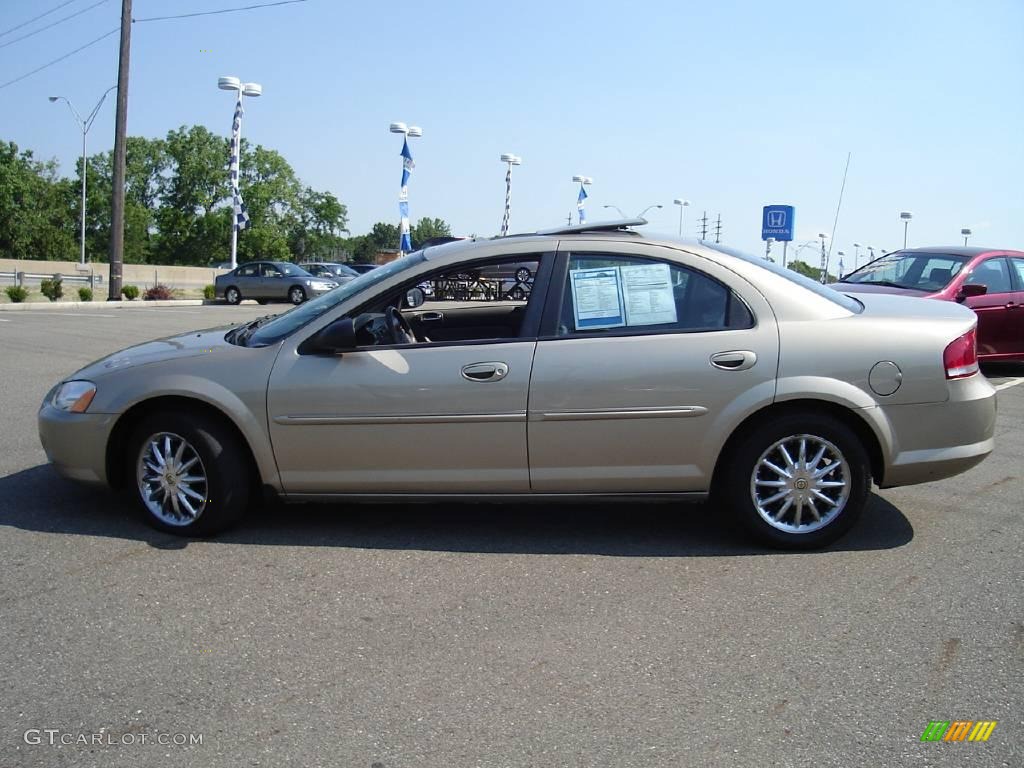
300,262,360,283
345,263,378,275
39,220,996,549
214,261,338,305
833,246,1024,361
421,236,533,283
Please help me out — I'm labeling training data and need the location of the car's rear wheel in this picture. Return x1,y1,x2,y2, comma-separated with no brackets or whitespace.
720,413,870,549
129,411,250,536
225,286,241,305
288,286,306,304
515,267,532,283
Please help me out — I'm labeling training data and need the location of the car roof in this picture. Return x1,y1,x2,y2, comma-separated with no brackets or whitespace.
895,246,1024,257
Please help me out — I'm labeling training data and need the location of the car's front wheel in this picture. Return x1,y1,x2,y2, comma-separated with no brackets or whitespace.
720,413,870,549
288,286,306,304
129,411,250,536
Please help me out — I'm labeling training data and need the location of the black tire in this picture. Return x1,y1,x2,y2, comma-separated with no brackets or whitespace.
719,412,871,549
514,267,532,283
225,286,242,305
256,299,268,305
288,286,306,305
128,410,250,536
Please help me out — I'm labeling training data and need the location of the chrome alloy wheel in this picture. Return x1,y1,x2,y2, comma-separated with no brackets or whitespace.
136,432,209,526
750,434,851,534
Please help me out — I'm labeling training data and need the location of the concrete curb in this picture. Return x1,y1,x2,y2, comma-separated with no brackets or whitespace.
0,299,221,311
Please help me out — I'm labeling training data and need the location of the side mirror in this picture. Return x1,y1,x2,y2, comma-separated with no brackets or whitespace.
957,283,988,302
404,287,426,309
305,317,357,353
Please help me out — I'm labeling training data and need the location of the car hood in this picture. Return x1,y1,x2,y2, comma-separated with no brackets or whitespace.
831,281,931,298
69,324,244,381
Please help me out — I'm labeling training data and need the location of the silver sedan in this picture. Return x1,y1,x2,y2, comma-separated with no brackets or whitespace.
38,220,996,548
214,260,338,305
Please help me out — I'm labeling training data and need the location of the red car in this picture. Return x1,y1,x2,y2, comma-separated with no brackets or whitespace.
834,247,1024,361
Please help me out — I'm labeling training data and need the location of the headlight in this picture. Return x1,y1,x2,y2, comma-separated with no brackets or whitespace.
52,380,97,413
310,281,335,290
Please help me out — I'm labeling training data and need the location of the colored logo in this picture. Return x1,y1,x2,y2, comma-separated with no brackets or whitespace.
920,720,997,742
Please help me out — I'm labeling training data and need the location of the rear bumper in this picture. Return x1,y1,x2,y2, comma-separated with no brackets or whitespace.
879,374,997,487
37,405,115,487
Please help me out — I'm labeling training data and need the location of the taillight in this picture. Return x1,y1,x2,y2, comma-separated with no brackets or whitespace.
943,328,979,379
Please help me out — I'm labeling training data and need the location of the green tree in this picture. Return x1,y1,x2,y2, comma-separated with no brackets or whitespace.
235,143,301,262
0,141,76,260
788,259,836,283
411,217,451,247
289,187,348,260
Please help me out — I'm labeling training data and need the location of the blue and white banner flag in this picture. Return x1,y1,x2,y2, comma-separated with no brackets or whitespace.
399,138,414,251
576,184,588,224
229,97,249,231
399,201,412,253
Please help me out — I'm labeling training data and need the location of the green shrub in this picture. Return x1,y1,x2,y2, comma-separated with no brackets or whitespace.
78,287,93,302
4,285,28,303
143,284,175,301
40,275,64,302
203,284,216,300
121,285,140,301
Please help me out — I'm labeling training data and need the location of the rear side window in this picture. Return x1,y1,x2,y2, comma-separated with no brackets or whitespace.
1010,258,1024,289
236,264,258,277
965,257,1013,294
556,254,753,336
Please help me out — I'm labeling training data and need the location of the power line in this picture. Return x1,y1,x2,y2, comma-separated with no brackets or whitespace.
133,0,308,23
0,0,108,51
0,0,82,39
0,27,118,91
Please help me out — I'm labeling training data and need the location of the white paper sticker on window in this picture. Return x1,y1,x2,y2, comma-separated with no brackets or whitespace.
570,268,625,330
620,263,677,326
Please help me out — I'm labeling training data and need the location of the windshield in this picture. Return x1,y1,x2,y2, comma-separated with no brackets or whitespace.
840,251,968,291
710,244,864,313
244,253,426,347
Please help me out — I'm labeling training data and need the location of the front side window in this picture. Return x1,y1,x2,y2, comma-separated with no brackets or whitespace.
261,263,283,278
965,257,1012,294
556,254,753,336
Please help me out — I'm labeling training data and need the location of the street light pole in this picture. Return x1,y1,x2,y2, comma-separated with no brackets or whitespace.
900,211,913,249
499,153,521,236
852,242,861,269
219,76,262,269
818,233,829,284
636,204,662,219
673,198,690,237
961,227,972,246
49,87,117,266
602,204,627,218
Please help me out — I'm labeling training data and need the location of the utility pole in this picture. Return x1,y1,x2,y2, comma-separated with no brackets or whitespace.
107,0,132,300
714,214,722,244
699,210,709,242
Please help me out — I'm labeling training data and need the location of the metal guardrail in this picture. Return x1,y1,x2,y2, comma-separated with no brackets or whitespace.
0,270,103,287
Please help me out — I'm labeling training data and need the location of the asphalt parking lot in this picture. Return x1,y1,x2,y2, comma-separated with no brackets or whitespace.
1,306,1021,767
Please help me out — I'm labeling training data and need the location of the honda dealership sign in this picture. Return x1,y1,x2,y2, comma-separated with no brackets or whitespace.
761,205,795,241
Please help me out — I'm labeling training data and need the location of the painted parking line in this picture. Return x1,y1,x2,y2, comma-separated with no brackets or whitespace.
995,377,1024,391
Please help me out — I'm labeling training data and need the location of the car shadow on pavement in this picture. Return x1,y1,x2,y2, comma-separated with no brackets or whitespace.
0,464,914,556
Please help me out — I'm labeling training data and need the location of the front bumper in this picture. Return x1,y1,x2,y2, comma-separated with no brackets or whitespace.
879,374,997,487
38,405,116,487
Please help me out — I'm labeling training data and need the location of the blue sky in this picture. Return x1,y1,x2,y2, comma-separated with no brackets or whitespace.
1,0,1022,262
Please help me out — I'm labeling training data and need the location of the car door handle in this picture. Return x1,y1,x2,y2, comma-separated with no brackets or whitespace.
710,350,757,371
419,311,444,322
461,362,509,382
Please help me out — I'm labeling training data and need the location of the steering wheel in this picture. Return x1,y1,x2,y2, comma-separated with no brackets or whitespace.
386,306,417,345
